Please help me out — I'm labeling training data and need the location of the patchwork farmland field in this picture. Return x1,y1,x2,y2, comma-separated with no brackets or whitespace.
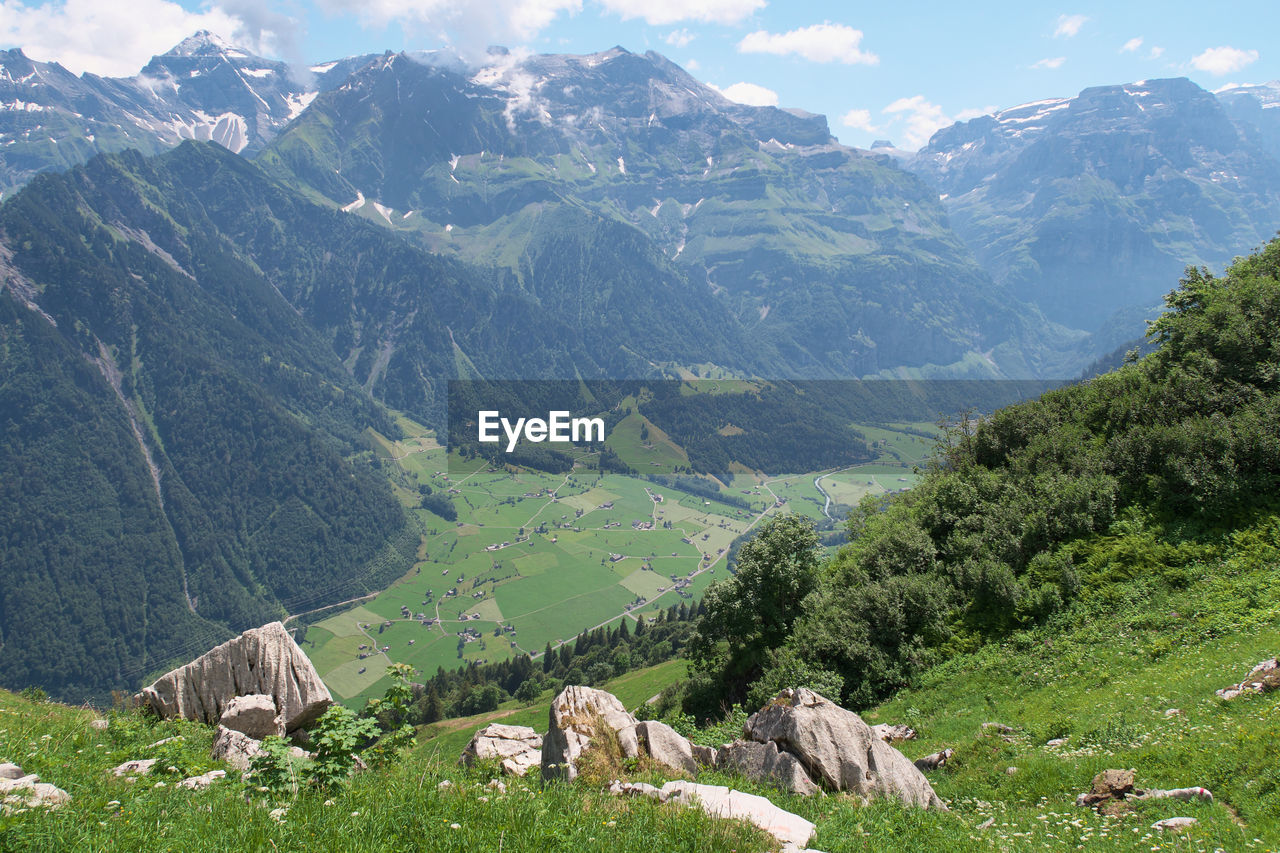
296,414,935,706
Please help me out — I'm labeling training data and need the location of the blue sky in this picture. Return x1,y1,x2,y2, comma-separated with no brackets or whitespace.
1,0,1276,150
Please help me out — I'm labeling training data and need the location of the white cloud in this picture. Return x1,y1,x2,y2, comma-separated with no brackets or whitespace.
737,23,878,65
1148,46,1164,59
715,81,778,106
684,58,700,71
314,0,582,60
0,0,247,76
596,0,762,26
1053,14,1087,38
664,28,694,48
841,108,877,132
1121,37,1143,53
955,105,996,121
882,95,951,150
1190,45,1258,76
1032,56,1066,69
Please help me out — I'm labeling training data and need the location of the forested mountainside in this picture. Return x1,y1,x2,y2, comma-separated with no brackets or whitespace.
907,77,1280,336
0,144,414,701
686,236,1280,715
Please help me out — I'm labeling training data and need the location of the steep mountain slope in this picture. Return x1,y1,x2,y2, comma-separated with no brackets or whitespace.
908,78,1280,331
0,32,372,197
0,144,416,701
259,48,1075,378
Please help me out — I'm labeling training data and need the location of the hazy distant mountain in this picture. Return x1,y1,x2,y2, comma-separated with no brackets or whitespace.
1217,80,1280,163
907,78,1280,331
0,31,371,196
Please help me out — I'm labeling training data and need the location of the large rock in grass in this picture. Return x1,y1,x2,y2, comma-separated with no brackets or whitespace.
744,688,944,809
541,685,638,782
220,694,284,739
461,724,543,777
716,739,819,795
210,725,265,773
137,622,331,733
636,720,698,776
660,781,816,849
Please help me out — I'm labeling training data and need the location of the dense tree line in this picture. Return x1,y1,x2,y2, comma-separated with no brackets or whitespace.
645,474,752,510
405,602,702,724
684,240,1280,718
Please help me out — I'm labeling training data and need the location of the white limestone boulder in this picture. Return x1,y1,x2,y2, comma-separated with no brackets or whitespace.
220,694,284,739
461,723,543,777
541,685,639,782
744,688,944,809
0,765,71,812
137,622,331,733
210,725,265,773
661,781,816,848
178,769,227,790
635,720,698,776
109,759,157,777
716,739,819,795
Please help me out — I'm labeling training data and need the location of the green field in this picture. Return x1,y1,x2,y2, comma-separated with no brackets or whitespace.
299,416,936,704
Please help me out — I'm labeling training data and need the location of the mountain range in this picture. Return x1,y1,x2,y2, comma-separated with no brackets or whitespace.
902,77,1280,332
2,33,1279,701
0,31,371,198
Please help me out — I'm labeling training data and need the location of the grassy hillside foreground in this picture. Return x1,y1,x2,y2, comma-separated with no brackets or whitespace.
0,515,1275,852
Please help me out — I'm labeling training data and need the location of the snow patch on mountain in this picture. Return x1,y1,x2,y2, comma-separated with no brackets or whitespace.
285,91,317,120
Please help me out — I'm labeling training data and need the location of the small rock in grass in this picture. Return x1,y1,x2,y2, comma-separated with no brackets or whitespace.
178,770,226,790
0,773,72,811
869,723,917,743
1152,817,1198,831
109,759,157,777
